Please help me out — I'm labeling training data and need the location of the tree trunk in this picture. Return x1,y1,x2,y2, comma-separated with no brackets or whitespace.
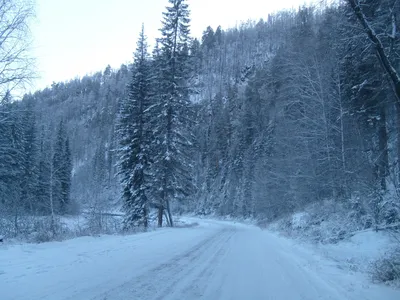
166,199,174,227
377,103,389,191
49,162,57,237
143,205,148,229
13,202,18,237
396,103,400,185
163,210,170,227
157,206,163,227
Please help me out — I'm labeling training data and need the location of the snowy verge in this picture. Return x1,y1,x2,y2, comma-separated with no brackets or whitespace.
264,200,400,287
262,229,400,299
0,211,202,244
0,219,224,300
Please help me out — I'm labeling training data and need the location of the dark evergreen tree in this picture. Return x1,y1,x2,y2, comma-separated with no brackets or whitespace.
152,0,194,227
93,141,107,188
52,120,72,214
0,93,24,234
20,96,39,214
117,25,151,229
37,126,51,214
62,137,72,211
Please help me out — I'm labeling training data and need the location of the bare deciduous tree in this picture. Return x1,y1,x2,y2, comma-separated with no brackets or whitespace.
0,0,35,100
347,0,400,102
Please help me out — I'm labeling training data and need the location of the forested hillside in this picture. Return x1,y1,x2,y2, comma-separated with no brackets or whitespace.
1,0,400,233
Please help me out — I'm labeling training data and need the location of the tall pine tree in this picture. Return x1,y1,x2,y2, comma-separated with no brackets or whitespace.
117,25,151,229
52,121,72,215
37,125,51,214
153,0,194,227
20,96,39,214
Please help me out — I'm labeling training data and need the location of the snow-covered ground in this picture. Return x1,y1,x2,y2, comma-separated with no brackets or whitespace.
313,230,394,273
1,218,399,300
268,208,399,284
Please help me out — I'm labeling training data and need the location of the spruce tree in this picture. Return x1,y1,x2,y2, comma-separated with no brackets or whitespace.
0,93,24,233
117,25,151,229
52,121,72,215
62,137,72,212
37,126,51,214
20,96,39,214
153,0,194,227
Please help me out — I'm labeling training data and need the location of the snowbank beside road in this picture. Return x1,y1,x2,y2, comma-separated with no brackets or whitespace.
267,202,399,287
0,219,219,300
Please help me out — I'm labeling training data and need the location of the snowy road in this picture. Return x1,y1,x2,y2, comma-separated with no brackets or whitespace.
1,219,399,300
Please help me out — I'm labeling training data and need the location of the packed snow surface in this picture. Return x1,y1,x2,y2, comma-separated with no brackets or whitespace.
1,218,399,300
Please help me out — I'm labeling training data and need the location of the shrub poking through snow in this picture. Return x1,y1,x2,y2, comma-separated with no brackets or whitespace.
371,246,400,285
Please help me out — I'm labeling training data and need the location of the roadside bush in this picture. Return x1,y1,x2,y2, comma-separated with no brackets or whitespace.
28,217,72,243
0,214,73,243
84,210,123,235
371,246,400,285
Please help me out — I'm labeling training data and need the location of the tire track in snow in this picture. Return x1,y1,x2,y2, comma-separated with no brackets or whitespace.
94,227,234,300
156,228,234,300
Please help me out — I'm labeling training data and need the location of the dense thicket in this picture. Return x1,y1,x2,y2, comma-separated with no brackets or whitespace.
2,0,400,229
0,94,72,237
192,0,400,226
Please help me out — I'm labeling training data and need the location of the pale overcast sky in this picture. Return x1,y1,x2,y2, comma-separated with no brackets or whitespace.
30,0,310,91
